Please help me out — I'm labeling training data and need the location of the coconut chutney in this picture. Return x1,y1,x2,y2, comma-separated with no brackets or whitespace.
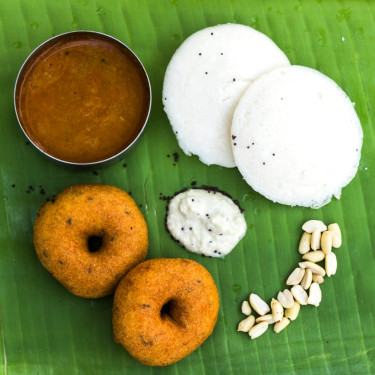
166,188,247,257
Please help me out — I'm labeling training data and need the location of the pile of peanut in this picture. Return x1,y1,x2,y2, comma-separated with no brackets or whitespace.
237,220,341,339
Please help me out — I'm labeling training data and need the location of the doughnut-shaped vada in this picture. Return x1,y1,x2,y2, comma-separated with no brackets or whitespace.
33,184,148,298
113,258,219,366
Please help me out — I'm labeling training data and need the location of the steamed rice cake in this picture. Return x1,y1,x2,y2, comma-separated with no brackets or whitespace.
162,23,290,168
231,65,363,208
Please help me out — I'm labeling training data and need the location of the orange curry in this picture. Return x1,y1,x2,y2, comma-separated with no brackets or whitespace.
17,35,150,163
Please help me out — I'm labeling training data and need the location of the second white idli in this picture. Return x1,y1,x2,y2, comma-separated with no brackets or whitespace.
163,24,290,168
231,65,363,208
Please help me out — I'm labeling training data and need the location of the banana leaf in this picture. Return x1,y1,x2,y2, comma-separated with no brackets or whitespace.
0,0,374,373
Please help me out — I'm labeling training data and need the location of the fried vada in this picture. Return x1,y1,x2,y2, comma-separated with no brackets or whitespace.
112,258,219,366
33,184,148,298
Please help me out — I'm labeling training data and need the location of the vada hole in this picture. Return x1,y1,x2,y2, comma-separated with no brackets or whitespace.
161,299,185,327
87,236,103,253
160,300,175,319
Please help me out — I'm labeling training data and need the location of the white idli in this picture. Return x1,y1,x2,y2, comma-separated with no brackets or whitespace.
231,65,363,208
162,24,290,167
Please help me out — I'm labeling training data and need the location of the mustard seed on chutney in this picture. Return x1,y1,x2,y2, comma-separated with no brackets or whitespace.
15,32,151,164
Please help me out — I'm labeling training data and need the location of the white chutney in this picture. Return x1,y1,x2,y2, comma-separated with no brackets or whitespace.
166,189,247,257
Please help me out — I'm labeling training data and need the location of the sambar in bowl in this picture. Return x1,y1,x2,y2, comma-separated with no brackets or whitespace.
14,31,151,166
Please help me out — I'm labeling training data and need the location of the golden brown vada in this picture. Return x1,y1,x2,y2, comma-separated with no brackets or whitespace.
112,258,219,366
33,184,148,298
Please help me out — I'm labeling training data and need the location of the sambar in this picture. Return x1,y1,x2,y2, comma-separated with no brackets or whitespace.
15,31,151,165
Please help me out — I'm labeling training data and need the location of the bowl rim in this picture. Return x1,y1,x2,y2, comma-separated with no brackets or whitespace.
14,30,152,167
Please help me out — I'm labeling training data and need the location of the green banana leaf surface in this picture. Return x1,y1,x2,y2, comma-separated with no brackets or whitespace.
0,0,374,374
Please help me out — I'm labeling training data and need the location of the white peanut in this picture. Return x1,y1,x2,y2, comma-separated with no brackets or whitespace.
277,289,294,309
302,250,325,263
299,261,326,277
274,317,290,333
249,322,268,339
307,282,322,307
321,231,332,254
328,223,342,248
291,285,308,305
271,298,284,323
241,301,252,315
298,232,311,254
325,252,337,277
311,229,321,250
312,274,324,284
237,315,255,332
301,268,313,290
286,267,305,286
285,301,300,321
302,220,327,233
249,293,270,316
255,314,275,324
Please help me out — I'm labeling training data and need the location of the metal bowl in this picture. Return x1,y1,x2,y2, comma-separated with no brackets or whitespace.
14,30,152,168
